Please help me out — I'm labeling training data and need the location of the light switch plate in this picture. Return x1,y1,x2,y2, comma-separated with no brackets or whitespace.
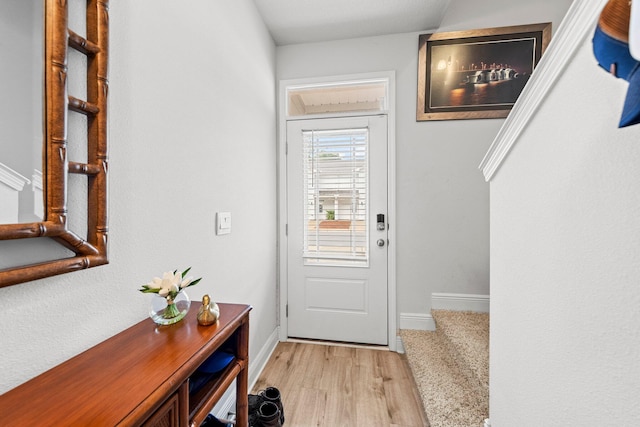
216,212,231,235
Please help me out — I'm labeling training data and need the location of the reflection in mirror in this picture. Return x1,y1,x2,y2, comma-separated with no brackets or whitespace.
67,113,89,241
67,174,89,239
0,239,73,271
0,1,44,223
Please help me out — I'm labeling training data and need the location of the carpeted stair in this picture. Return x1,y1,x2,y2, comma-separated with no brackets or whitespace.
401,310,489,427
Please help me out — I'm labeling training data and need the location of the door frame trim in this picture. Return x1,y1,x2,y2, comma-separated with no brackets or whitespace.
277,71,397,350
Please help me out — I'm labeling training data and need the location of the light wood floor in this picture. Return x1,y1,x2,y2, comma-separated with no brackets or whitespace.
251,341,429,427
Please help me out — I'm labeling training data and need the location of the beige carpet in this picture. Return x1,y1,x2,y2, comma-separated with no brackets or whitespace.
401,310,489,427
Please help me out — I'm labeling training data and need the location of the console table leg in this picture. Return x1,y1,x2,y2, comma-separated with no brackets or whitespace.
236,317,250,427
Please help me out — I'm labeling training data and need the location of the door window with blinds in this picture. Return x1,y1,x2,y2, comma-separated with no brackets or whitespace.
303,128,369,266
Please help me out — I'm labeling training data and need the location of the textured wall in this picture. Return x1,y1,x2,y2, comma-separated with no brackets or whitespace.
490,28,640,426
0,0,277,394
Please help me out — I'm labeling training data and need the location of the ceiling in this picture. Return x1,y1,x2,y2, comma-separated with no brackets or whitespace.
252,0,451,46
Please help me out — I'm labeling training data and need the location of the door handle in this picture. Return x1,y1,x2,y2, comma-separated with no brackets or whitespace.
377,239,385,247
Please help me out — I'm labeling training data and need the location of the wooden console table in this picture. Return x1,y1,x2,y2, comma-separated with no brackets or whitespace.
0,303,252,427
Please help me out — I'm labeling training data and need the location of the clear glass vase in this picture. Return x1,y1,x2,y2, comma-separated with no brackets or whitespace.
149,291,191,325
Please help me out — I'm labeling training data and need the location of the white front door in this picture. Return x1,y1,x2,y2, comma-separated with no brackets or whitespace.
286,115,388,345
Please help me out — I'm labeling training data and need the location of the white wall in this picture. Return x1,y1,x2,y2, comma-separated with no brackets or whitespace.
276,0,572,319
0,0,277,394
490,21,640,427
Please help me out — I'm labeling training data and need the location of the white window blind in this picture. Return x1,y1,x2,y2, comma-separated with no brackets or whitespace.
302,128,369,266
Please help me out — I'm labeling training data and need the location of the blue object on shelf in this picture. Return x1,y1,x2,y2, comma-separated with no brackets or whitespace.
198,351,234,374
189,351,235,395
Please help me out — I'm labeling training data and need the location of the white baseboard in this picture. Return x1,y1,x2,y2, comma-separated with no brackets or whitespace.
248,327,280,390
431,293,490,313
212,327,280,419
399,312,436,331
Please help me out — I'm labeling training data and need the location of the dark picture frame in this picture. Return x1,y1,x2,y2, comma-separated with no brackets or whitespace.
417,23,551,121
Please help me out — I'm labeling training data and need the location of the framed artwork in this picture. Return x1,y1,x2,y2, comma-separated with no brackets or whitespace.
417,23,551,121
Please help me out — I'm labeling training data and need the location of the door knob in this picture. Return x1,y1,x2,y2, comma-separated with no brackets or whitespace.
377,239,385,247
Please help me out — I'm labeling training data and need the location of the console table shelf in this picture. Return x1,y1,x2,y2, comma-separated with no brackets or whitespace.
0,303,251,427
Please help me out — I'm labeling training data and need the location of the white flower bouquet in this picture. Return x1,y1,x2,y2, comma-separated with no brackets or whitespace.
139,267,202,321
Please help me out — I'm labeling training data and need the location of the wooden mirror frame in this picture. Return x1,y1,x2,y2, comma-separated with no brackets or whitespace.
0,0,109,288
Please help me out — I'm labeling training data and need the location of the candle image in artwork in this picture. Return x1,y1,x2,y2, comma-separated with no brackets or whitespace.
428,36,537,110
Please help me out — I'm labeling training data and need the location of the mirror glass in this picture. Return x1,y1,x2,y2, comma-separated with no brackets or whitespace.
0,0,44,224
0,239,73,271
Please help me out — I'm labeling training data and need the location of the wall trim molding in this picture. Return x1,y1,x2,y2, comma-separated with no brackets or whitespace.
400,312,436,331
32,170,43,191
214,327,280,419
0,162,30,191
479,0,608,181
248,328,280,390
432,293,490,312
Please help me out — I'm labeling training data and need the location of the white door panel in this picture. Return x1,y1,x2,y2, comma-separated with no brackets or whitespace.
286,115,388,345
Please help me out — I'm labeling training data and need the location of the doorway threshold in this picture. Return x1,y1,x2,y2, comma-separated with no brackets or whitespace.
286,337,389,351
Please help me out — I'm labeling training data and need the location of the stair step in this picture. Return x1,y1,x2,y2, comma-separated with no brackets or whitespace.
401,310,489,427
432,310,489,395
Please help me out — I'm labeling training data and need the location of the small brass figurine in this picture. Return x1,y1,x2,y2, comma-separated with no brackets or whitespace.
197,294,220,326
